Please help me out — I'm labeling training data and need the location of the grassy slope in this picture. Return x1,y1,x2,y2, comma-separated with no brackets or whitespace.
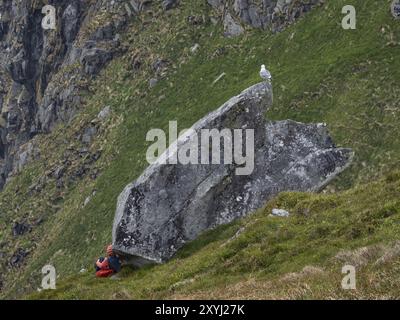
31,171,400,299
0,0,399,298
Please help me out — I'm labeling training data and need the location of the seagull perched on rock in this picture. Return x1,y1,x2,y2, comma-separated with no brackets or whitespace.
260,64,272,82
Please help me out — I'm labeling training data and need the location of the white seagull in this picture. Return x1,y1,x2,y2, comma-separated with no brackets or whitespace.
260,64,272,82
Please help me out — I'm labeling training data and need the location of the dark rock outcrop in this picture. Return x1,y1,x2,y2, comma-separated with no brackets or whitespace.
0,0,129,189
80,46,113,76
12,221,31,237
9,248,29,268
162,0,179,11
112,82,353,266
208,0,323,35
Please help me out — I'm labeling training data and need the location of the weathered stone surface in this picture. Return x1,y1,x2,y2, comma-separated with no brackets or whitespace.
209,0,323,36
80,45,114,76
7,50,31,83
0,0,128,189
97,106,112,120
112,82,353,266
271,208,290,217
12,221,31,237
62,3,80,44
81,125,97,145
149,78,159,88
162,0,179,11
9,248,28,268
14,142,40,173
223,13,244,37
207,0,223,9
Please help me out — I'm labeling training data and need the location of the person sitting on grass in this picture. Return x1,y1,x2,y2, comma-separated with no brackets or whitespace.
95,244,122,278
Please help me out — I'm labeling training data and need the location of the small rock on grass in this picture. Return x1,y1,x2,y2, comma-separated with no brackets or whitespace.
270,208,290,217
98,106,111,120
149,78,158,88
190,43,200,54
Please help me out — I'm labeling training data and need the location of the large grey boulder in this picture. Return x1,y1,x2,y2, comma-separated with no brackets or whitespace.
112,82,352,266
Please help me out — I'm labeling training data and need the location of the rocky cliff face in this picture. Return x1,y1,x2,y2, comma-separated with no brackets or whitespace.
0,0,130,189
208,0,323,36
112,82,352,265
0,0,321,190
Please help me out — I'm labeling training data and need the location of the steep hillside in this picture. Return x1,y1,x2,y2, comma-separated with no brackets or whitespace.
31,170,400,299
0,0,400,299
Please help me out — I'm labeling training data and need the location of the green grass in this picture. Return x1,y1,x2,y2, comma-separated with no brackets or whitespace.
1,0,400,298
30,171,400,299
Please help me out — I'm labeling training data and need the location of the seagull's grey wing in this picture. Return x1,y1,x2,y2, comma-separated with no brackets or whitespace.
260,69,270,79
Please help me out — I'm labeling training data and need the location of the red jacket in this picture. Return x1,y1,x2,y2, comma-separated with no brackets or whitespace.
95,258,114,278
